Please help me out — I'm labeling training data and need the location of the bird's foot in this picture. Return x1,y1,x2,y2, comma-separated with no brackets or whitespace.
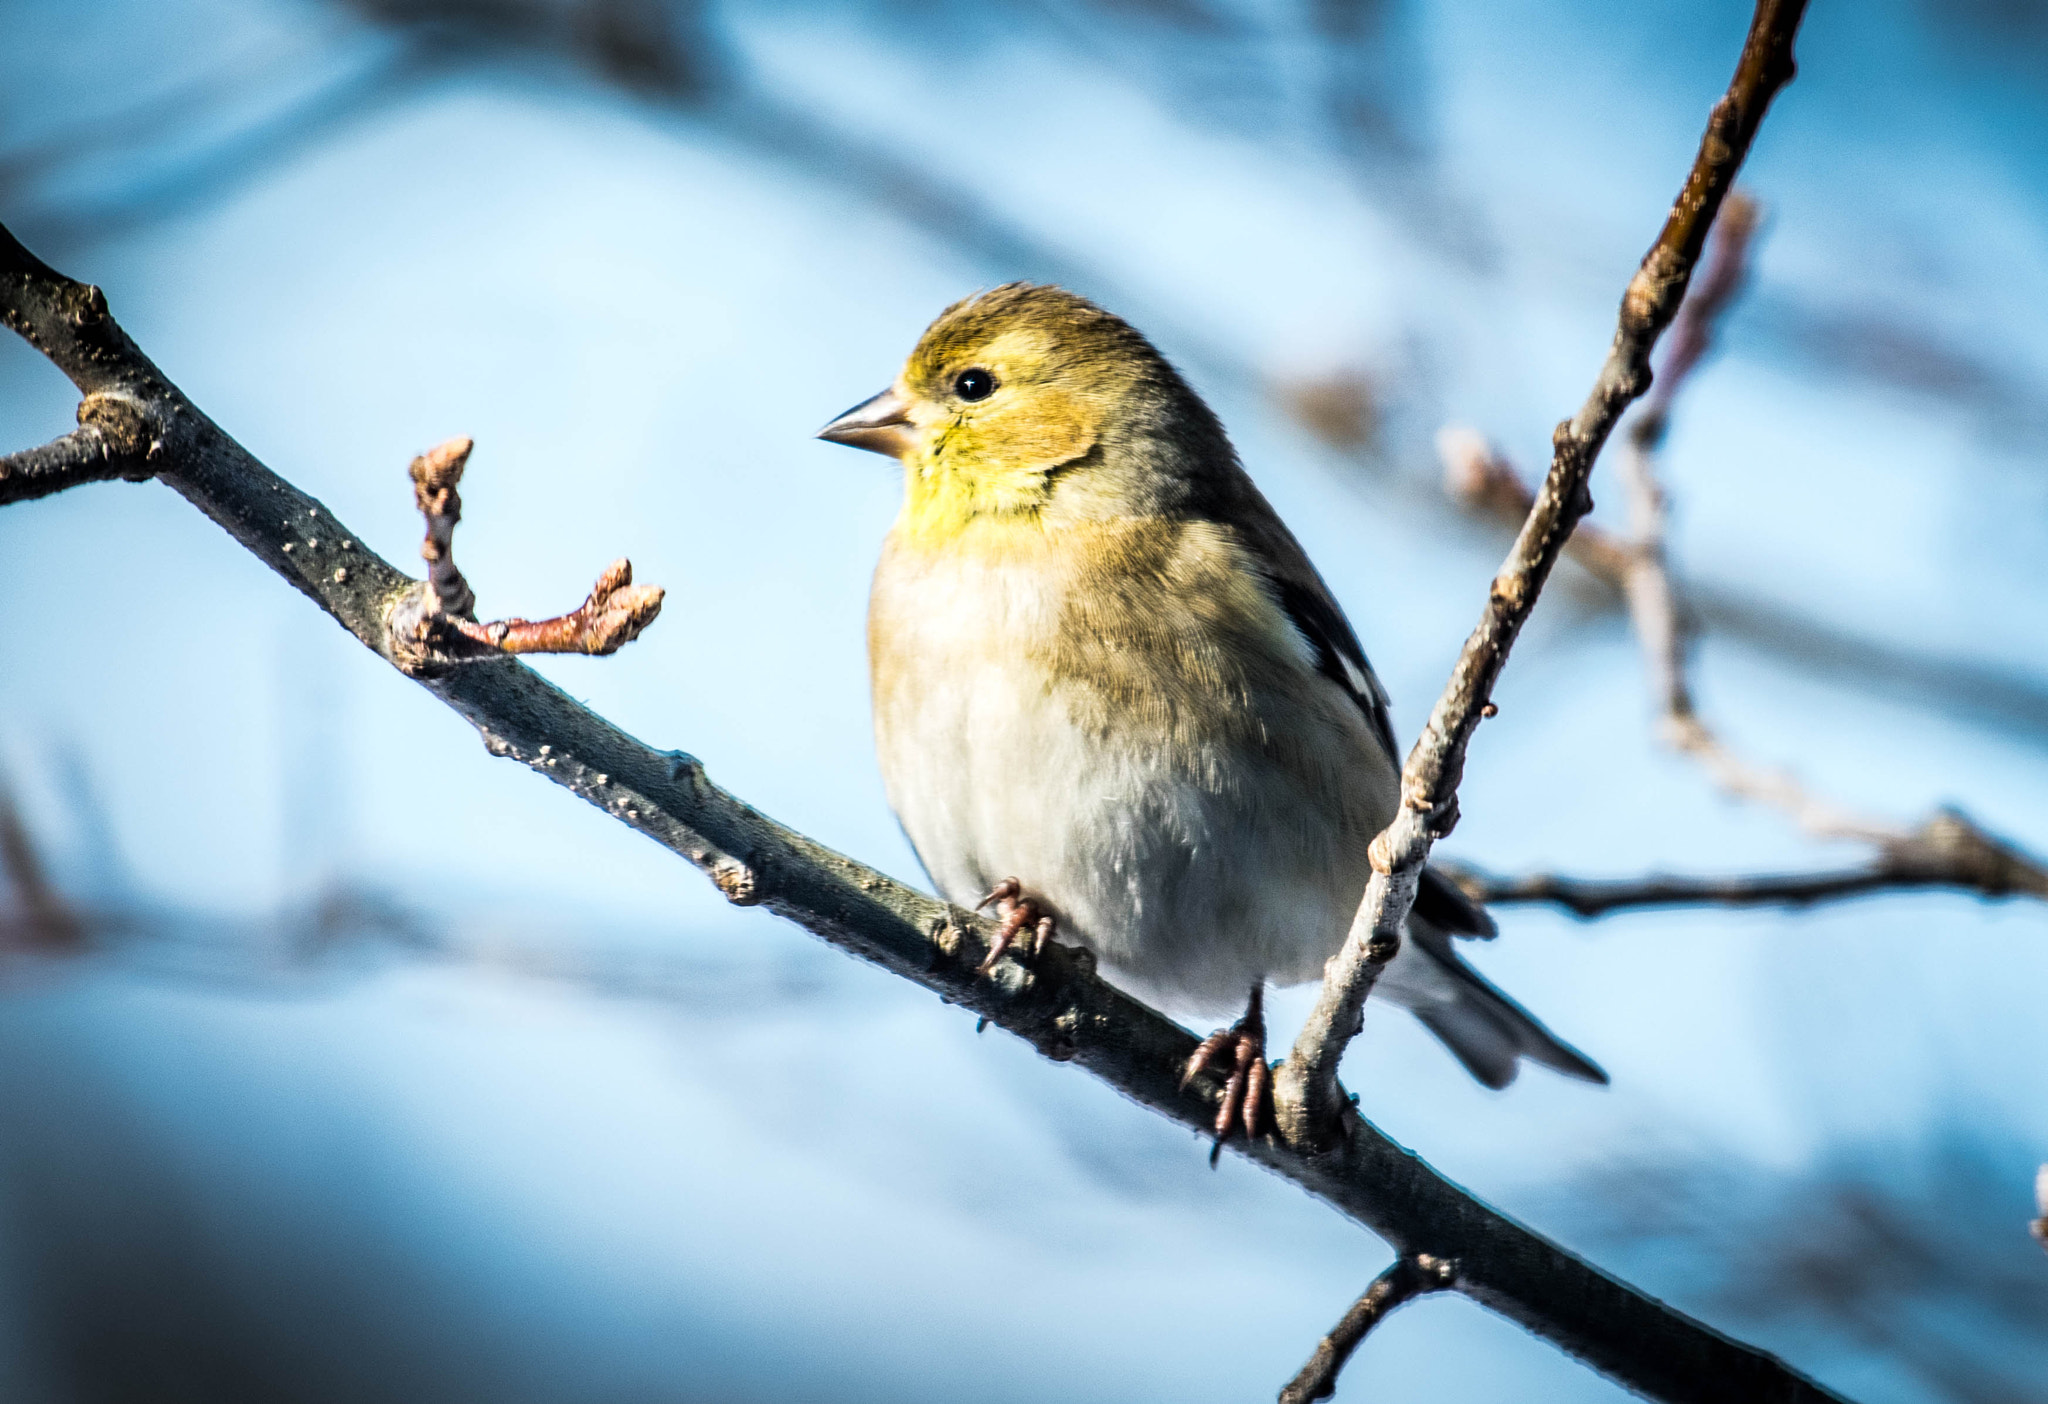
1182,985,1272,1164
974,877,1056,974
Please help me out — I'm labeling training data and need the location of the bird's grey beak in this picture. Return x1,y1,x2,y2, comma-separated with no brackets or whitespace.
817,387,918,458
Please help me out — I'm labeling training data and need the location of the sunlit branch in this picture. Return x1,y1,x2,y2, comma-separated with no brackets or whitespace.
386,435,664,670
1437,196,2048,910
1280,0,1811,1155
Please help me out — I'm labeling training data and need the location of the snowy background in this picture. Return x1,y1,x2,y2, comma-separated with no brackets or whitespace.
1,0,2045,1399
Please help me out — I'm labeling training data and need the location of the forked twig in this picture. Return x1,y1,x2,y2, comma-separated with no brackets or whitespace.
1280,0,1811,1146
1439,193,2048,912
1280,1255,1457,1404
390,435,664,671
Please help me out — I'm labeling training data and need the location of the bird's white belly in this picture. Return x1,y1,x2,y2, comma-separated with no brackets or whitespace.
877,656,1361,1018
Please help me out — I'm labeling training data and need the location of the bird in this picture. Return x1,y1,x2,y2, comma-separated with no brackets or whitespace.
818,283,1604,1146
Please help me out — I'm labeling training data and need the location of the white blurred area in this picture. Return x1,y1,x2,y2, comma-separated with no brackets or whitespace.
0,1,2045,1400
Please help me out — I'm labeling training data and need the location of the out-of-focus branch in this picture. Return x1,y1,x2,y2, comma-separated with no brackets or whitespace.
0,217,1848,1400
387,436,663,669
1439,425,1639,583
1631,193,1760,450
1601,190,1904,844
1440,808,2048,918
1280,1254,1457,1404
1280,0,1809,1148
0,775,85,950
1439,427,2048,740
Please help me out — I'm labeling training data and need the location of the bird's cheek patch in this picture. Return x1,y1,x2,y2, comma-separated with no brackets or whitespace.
1001,390,1098,477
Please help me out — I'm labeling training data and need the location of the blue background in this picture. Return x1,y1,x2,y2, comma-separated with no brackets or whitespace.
1,2,2045,1399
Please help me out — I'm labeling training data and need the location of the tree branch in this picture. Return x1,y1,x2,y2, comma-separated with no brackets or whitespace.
1440,808,2048,918
1279,1254,1457,1404
386,434,665,669
1440,187,2048,912
0,423,138,505
1604,190,1903,843
0,188,1848,1404
0,408,154,505
1280,0,1810,1142
1439,425,1642,585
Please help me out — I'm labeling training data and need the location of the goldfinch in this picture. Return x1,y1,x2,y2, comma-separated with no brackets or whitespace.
820,284,1604,1140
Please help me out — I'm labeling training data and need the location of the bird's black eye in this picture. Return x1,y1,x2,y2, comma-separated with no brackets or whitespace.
953,367,996,402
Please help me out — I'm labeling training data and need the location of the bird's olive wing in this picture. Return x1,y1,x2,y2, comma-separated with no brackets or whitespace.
1268,575,1497,941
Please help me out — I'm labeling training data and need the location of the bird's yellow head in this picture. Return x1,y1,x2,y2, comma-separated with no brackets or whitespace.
818,284,1227,546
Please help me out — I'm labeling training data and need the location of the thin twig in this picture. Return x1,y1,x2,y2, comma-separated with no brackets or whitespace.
0,219,1849,1400
1438,192,2048,908
1439,426,1639,583
0,405,153,506
388,435,665,669
1280,0,1810,1144
1280,1254,1457,1404
1606,190,1906,843
1440,808,2048,917
1630,192,1761,452
1444,420,2040,868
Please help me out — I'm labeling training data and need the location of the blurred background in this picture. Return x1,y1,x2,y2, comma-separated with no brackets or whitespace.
2,0,2046,1399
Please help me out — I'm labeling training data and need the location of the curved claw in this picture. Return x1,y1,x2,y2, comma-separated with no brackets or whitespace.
976,901,1030,974
1184,985,1272,1162
1181,1029,1234,1091
1242,1052,1272,1140
973,878,1054,975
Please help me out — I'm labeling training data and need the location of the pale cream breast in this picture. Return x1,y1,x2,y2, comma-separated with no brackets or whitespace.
868,515,1398,1014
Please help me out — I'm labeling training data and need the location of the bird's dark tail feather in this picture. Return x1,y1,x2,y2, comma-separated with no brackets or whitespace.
1407,929,1607,1090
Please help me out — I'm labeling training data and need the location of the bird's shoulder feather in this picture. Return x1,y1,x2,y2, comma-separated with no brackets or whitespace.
1204,477,1401,765
1203,474,1497,940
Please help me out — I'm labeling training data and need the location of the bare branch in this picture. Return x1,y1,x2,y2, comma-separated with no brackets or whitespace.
0,403,155,505
1280,1254,1457,1404
0,225,1849,1400
1444,419,2028,853
1438,426,1639,584
1599,188,1899,843
1441,808,2048,917
1281,0,1810,1141
1439,191,2047,911
1631,191,1762,452
386,434,665,672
